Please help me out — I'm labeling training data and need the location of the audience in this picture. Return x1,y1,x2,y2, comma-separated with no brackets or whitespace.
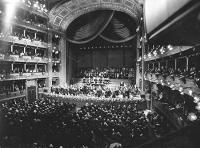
0,96,175,148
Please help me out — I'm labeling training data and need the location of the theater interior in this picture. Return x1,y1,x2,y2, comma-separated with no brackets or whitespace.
0,0,200,148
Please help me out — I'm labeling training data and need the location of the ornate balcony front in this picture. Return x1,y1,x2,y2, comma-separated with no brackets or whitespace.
0,34,48,48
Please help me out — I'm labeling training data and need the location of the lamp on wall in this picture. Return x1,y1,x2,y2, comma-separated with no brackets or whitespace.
160,46,165,54
167,45,173,51
153,50,157,56
188,112,197,121
188,89,193,96
194,96,200,103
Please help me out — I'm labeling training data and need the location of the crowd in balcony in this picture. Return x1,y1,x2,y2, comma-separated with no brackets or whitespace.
37,79,46,88
0,18,47,43
0,2,47,25
76,67,135,80
10,63,46,74
0,0,48,15
10,45,47,58
154,84,200,123
20,0,48,14
52,50,60,60
16,9,47,28
0,80,25,96
52,63,60,73
0,96,174,148
0,9,47,29
11,26,47,43
144,47,200,88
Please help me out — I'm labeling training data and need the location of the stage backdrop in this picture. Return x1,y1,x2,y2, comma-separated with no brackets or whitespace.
74,47,136,70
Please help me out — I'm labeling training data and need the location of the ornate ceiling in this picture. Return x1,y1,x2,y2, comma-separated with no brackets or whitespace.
48,0,143,31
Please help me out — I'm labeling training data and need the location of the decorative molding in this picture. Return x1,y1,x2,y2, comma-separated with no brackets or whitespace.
49,0,142,31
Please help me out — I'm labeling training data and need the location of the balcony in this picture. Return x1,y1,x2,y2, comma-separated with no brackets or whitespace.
145,72,200,98
0,54,49,63
0,90,26,102
52,72,59,77
0,33,48,48
0,72,48,81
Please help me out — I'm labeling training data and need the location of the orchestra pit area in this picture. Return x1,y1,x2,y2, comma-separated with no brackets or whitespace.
1,0,200,148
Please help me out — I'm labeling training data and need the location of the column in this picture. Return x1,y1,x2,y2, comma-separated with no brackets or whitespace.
136,27,141,88
186,57,189,71
141,34,145,93
24,63,26,72
66,41,72,85
175,58,177,70
35,64,37,73
158,61,161,70
23,29,26,37
35,48,37,56
10,44,13,53
24,46,26,54
59,35,67,86
11,63,14,72
34,32,37,40
47,31,53,91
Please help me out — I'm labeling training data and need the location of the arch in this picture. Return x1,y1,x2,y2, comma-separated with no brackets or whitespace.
49,0,142,31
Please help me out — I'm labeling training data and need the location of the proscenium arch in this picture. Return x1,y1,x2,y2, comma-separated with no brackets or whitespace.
49,0,142,31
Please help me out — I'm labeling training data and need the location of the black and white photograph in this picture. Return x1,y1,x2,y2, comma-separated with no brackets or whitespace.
0,0,200,148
